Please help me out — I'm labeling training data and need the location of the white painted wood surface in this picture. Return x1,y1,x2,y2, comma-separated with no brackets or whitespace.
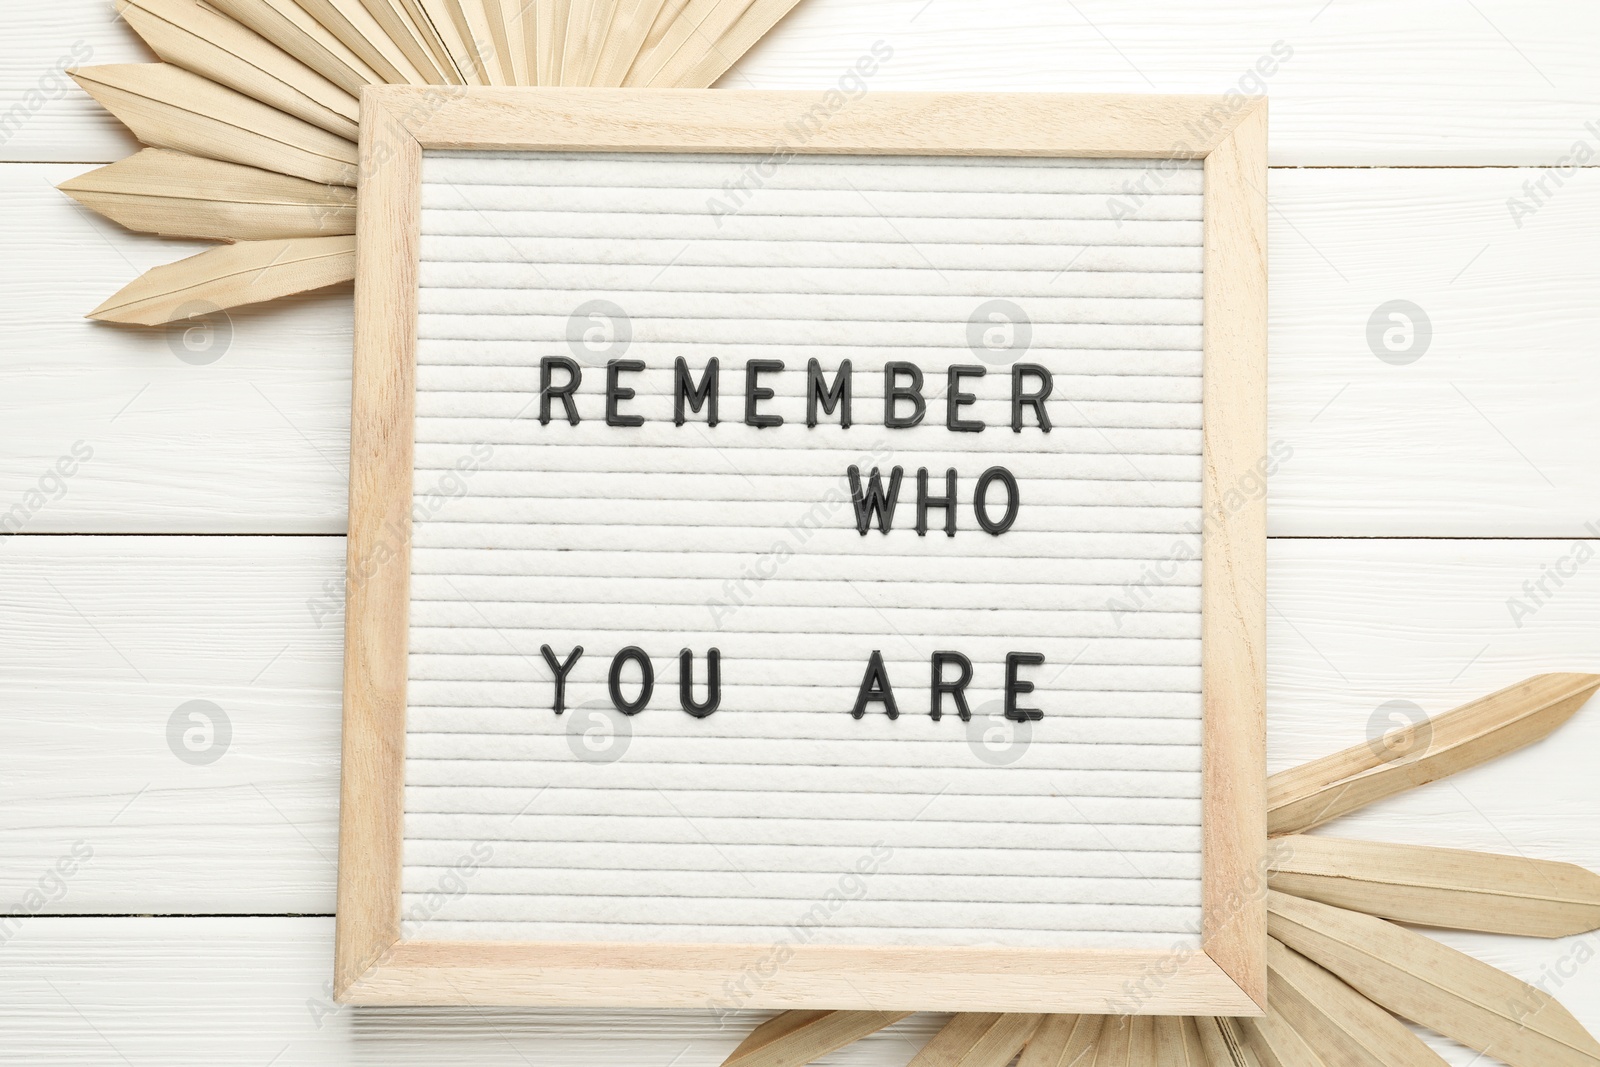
8,0,1600,165
2,0,1599,1062
5,162,1598,537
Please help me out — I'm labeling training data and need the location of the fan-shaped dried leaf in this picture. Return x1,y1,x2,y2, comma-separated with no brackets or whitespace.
1152,1017,1207,1066
90,236,356,325
479,0,530,85
1267,938,1448,1067
297,0,435,83
561,0,616,85
116,0,359,139
70,65,357,187
440,0,510,83
60,149,355,241
534,0,573,83
678,0,804,88
1268,673,1600,836
1195,1017,1263,1067
1094,1017,1158,1062
625,0,753,87
588,0,670,85
1268,891,1600,1067
418,0,493,83
1270,834,1600,938
1238,1007,1329,1067
206,0,382,95
359,0,464,83
1017,1014,1102,1067
347,0,454,82
717,1009,910,1067
904,1013,1041,1067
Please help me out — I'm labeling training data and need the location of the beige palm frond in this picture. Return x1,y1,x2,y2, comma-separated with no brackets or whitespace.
68,0,809,324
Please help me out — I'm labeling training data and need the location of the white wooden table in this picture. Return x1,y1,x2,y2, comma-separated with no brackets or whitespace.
3,1,1599,1062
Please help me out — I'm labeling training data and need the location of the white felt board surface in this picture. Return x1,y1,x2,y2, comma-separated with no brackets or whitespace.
402,150,1206,950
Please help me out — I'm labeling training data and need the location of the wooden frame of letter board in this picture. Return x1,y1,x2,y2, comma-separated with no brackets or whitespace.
337,88,1268,1013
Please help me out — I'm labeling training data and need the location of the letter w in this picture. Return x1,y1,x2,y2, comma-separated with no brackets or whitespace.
847,465,902,535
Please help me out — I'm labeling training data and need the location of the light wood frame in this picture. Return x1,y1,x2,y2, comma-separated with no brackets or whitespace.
338,88,1268,1014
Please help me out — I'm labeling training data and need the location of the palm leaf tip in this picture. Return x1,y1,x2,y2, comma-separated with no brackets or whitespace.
1267,673,1600,836
88,235,356,326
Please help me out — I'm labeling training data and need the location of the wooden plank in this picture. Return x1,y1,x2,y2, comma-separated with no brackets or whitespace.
1270,835,1600,938
15,0,1600,162
7,164,1599,532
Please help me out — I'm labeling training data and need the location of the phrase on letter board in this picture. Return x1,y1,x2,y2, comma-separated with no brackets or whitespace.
338,89,1267,1013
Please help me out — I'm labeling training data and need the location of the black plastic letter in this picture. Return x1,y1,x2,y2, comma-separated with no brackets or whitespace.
1004,652,1045,722
883,362,926,428
679,648,721,718
744,359,784,428
540,644,583,715
974,465,1020,535
916,467,958,537
806,358,852,428
539,356,581,426
608,646,655,715
930,651,973,721
605,358,645,427
851,650,899,719
847,464,903,534
1011,364,1053,433
674,357,719,426
946,364,986,433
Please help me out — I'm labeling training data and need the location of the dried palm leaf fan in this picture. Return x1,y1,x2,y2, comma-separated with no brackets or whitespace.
63,0,810,324
717,675,1600,1067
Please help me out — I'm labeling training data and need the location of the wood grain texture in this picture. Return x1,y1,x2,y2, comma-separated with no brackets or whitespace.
401,87,1246,156
334,93,421,999
59,148,356,241
68,64,358,186
1200,97,1269,1010
1266,937,1449,1067
115,0,360,140
1268,673,1600,836
1268,891,1600,1067
1270,835,1600,938
344,941,1260,1012
295,0,431,85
